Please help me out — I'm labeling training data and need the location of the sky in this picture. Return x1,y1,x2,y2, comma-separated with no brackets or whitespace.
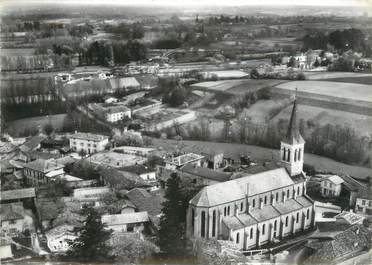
1,0,372,6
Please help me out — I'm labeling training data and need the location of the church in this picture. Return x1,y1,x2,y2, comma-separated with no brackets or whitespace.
186,99,315,250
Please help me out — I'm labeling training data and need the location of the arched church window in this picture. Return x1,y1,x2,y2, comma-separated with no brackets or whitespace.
250,227,254,239
287,149,291,162
282,148,286,160
192,209,195,229
294,149,297,162
285,216,289,226
298,148,302,160
227,206,230,215
201,211,206,238
274,220,277,230
262,224,266,235
212,210,216,237
236,232,240,244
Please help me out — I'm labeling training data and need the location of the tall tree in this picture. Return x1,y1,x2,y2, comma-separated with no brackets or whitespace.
67,206,113,262
157,173,188,256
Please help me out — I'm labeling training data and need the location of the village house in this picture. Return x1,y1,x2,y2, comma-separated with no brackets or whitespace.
179,164,232,186
354,185,372,216
0,202,26,236
164,153,204,170
69,132,109,154
304,212,371,264
121,165,156,182
45,224,77,253
320,175,344,197
99,166,150,190
0,188,35,204
73,186,112,208
104,105,132,123
186,99,314,250
102,211,150,233
23,158,64,187
19,135,46,153
201,149,225,170
112,146,156,157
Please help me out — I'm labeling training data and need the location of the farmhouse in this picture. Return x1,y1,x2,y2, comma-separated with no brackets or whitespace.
179,164,232,186
102,211,150,233
69,132,109,154
165,153,204,170
320,175,344,197
186,99,314,250
23,158,64,187
0,202,26,236
104,105,132,123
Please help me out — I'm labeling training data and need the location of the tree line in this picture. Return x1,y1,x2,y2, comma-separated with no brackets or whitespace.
303,28,371,56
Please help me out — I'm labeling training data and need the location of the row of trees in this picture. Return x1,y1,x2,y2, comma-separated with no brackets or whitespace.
79,40,147,66
303,28,371,55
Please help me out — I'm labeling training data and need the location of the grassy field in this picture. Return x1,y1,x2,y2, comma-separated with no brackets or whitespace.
151,138,372,180
192,79,283,95
304,71,372,81
1,48,36,56
240,97,292,124
323,76,372,85
6,114,67,136
276,80,372,104
271,104,372,138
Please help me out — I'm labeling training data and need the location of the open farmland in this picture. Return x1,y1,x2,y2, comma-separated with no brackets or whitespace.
192,79,283,95
303,71,372,81
275,80,372,116
151,138,372,180
1,48,36,56
271,104,372,138
240,97,292,124
6,114,67,136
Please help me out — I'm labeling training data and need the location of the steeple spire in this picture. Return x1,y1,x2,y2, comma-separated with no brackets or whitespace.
285,88,304,144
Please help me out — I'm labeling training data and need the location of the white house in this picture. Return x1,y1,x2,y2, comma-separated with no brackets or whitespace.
121,165,156,182
0,202,25,236
104,105,132,123
0,239,13,259
69,132,109,154
354,186,372,216
73,186,111,206
102,211,149,233
165,153,204,170
320,175,344,197
46,225,77,253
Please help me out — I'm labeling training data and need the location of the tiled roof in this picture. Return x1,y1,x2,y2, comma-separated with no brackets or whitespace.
0,202,24,221
237,213,257,227
296,196,313,208
222,216,245,231
180,164,232,182
121,165,155,175
102,211,149,226
324,175,344,185
69,132,109,142
19,135,46,152
104,105,131,114
0,187,36,201
274,199,303,215
250,205,280,222
126,188,165,218
99,167,150,190
306,224,372,263
190,168,294,207
23,158,63,173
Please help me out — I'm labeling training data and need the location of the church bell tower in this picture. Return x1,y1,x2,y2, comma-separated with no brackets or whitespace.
280,92,305,177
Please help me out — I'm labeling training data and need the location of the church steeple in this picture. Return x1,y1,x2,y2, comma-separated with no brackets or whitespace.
285,94,304,145
280,89,305,177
